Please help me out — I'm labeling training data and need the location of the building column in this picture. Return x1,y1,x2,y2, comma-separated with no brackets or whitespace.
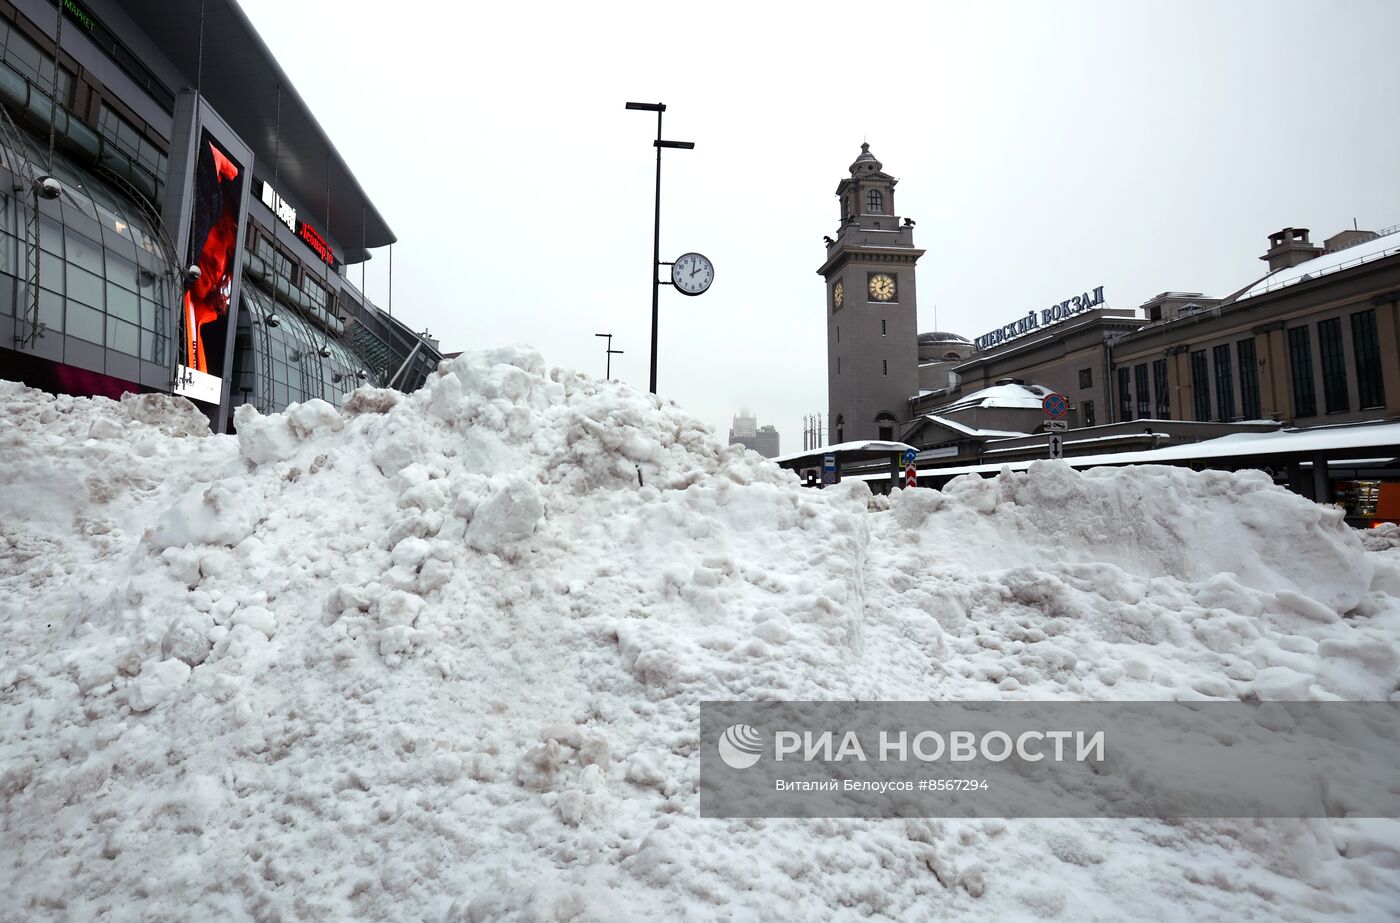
1373,299,1400,417
1312,453,1332,504
1261,327,1291,421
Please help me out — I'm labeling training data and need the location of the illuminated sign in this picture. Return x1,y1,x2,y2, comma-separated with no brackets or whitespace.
297,222,335,267
259,180,297,232
62,0,94,31
256,178,340,270
180,131,244,398
975,285,1105,351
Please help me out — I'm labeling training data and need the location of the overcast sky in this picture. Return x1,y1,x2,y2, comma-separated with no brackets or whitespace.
238,0,1400,453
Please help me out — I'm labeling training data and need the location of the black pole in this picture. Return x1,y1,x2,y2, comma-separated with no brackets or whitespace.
649,107,662,394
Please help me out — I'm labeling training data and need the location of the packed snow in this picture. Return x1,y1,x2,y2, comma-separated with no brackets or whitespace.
2,349,1399,921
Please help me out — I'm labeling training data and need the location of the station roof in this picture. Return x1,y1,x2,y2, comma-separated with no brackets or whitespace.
772,440,915,466
120,0,393,262
849,420,1400,482
1235,229,1400,302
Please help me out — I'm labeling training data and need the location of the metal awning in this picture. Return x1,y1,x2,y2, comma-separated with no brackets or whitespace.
119,0,393,262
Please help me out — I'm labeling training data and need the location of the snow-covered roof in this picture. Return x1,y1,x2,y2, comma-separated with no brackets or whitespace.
918,414,1025,440
1236,229,1400,301
771,440,915,465
853,421,1400,481
932,382,1052,415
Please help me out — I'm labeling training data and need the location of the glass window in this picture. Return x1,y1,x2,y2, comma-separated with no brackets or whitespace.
1082,400,1095,427
1352,309,1385,409
1238,338,1260,420
106,316,139,355
1134,364,1150,419
1117,366,1132,421
37,287,62,333
106,282,138,323
867,190,883,213
66,264,103,306
39,251,63,292
106,251,140,291
1152,359,1169,419
65,229,104,274
141,328,166,363
1317,318,1348,414
1078,368,1092,389
1213,344,1234,421
1287,326,1316,418
0,271,14,315
70,303,108,344
1190,350,1211,421
39,216,63,255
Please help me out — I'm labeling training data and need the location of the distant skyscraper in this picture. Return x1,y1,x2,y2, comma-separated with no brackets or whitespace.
729,409,780,458
755,425,780,458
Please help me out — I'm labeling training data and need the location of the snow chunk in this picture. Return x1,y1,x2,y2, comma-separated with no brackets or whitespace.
128,658,191,712
146,480,261,549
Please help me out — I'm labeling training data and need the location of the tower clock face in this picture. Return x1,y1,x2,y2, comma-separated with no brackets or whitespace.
833,280,844,309
869,273,896,302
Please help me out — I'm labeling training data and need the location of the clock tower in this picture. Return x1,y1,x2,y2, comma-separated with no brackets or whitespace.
817,143,924,445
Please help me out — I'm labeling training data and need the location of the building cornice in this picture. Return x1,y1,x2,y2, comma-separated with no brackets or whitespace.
817,246,926,278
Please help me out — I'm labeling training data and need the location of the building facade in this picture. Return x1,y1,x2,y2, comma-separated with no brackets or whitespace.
728,408,780,457
818,143,924,445
0,0,440,432
1111,227,1400,429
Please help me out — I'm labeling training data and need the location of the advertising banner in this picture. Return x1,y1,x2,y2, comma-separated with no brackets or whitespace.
176,129,244,404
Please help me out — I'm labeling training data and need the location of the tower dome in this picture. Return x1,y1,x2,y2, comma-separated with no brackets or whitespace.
849,142,882,175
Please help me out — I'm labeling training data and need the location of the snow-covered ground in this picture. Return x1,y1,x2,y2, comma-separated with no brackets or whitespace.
2,348,1398,921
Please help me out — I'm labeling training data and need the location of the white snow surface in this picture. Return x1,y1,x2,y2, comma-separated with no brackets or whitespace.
2,351,1399,921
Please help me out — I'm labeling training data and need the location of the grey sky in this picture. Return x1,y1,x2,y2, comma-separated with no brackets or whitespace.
237,0,1400,452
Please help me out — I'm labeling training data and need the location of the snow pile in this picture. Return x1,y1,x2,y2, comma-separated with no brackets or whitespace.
2,350,1399,921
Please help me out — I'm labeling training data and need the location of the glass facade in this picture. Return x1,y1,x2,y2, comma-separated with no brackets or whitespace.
0,19,72,105
1287,326,1316,418
1317,318,1349,414
1352,309,1384,409
1190,350,1210,421
97,103,167,191
0,140,175,365
1237,338,1260,420
236,283,375,412
1213,343,1234,421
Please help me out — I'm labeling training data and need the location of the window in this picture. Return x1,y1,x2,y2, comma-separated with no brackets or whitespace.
1190,350,1211,421
836,326,839,343
881,319,886,336
1117,366,1132,421
837,356,840,374
1237,338,1260,419
1078,367,1093,389
835,415,845,443
1134,364,1150,419
882,359,888,377
867,190,883,213
876,414,896,443
1213,344,1235,421
1317,318,1349,414
1153,359,1170,419
1352,309,1384,409
97,103,168,188
1287,326,1316,417
1082,400,1096,427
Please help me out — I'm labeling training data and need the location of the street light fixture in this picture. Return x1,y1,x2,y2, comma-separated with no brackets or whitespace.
595,332,624,379
625,101,694,395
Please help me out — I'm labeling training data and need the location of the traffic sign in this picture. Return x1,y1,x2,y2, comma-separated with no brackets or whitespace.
1048,434,1064,460
905,464,917,488
1046,420,1068,432
902,448,918,464
822,453,837,485
1042,392,1068,418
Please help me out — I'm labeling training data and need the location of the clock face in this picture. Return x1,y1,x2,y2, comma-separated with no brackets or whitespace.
869,273,896,302
833,280,844,310
671,252,714,296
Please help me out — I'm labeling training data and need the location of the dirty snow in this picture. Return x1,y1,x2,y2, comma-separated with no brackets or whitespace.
1,351,1398,921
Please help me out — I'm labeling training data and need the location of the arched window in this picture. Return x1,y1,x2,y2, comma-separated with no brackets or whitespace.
875,412,897,443
835,414,845,444
867,189,883,213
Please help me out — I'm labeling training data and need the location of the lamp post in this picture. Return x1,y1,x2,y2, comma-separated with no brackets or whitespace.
625,101,693,395
595,332,624,379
